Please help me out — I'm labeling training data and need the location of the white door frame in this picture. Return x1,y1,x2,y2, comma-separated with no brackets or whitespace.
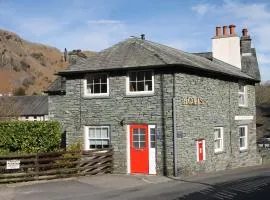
126,124,156,174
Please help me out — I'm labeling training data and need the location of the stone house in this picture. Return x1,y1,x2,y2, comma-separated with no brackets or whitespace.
47,25,261,176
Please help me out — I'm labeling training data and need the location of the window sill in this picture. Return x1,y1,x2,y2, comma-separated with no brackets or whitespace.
239,148,248,153
83,94,110,99
214,150,225,155
239,105,248,108
125,91,155,97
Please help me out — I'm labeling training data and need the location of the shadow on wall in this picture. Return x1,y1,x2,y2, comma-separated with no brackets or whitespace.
176,176,270,200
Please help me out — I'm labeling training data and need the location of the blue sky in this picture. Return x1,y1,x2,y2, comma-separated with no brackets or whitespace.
0,0,270,81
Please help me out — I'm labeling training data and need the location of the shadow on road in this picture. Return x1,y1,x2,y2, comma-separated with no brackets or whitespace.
175,176,270,200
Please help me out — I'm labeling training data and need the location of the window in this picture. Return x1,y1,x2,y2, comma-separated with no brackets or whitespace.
127,70,154,95
214,127,223,153
150,127,156,148
84,126,110,149
133,128,146,148
84,74,109,96
239,84,247,106
239,125,248,151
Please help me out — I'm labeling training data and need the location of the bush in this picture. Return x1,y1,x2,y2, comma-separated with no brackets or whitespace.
13,87,26,96
0,121,61,154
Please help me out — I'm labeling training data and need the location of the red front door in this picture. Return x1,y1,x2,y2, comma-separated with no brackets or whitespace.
130,124,149,174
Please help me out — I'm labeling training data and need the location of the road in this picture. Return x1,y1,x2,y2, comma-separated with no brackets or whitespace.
1,166,270,200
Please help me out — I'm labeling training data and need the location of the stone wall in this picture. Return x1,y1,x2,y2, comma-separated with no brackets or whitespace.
175,73,261,176
48,69,260,176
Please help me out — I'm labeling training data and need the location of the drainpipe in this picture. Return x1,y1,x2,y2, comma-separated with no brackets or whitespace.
172,73,178,176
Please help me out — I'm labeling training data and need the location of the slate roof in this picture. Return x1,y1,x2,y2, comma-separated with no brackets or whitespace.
46,77,66,94
194,48,261,81
58,37,256,81
0,95,48,116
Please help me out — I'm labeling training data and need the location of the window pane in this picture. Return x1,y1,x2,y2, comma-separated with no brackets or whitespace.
145,71,152,81
130,72,136,82
87,76,94,83
100,75,107,83
140,142,146,148
89,139,95,148
87,84,94,94
133,128,139,135
133,142,139,148
240,138,245,148
96,128,101,138
101,128,108,138
150,134,155,142
130,82,136,91
102,139,109,145
133,134,139,141
151,141,155,148
94,84,101,93
239,127,245,136
239,94,244,105
145,81,152,91
94,75,100,83
137,82,144,91
95,139,102,145
139,134,145,142
101,84,107,93
137,72,144,81
89,128,95,138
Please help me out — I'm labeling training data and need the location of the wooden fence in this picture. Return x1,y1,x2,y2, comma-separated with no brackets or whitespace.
0,148,113,184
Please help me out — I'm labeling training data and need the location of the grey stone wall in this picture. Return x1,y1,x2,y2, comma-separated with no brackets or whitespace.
175,73,261,176
48,69,260,176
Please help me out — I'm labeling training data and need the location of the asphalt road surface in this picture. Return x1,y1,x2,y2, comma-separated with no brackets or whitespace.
1,166,270,200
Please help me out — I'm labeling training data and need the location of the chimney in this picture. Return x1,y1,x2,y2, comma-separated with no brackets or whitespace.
212,24,241,69
215,26,222,37
229,24,236,36
223,26,229,37
240,28,251,55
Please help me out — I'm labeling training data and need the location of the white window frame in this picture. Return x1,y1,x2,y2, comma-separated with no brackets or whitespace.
214,127,224,153
239,125,248,151
238,84,247,107
126,70,154,95
84,126,110,150
83,73,109,97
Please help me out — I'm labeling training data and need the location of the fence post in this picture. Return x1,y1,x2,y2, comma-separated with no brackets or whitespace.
35,153,39,180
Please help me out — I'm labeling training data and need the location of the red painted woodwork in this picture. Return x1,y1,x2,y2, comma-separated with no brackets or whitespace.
198,140,203,161
130,124,149,174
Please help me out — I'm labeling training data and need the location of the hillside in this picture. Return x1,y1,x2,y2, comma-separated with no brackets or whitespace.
0,29,68,95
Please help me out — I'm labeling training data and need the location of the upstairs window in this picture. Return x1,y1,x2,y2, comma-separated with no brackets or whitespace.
239,84,247,106
84,74,109,97
214,127,224,153
127,70,154,95
239,125,248,151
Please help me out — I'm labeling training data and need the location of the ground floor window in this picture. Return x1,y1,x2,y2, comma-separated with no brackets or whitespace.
239,125,248,151
84,126,110,149
214,127,223,152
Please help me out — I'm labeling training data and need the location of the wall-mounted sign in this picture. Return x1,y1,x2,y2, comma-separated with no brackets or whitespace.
182,97,204,105
235,115,254,120
6,160,20,170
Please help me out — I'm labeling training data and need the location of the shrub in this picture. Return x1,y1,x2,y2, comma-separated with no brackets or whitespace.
0,121,61,154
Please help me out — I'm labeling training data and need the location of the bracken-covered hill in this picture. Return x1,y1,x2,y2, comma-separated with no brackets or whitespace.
0,29,68,95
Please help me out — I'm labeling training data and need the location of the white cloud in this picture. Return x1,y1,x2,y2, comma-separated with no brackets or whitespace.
87,19,123,25
19,18,67,36
257,53,270,65
191,3,216,16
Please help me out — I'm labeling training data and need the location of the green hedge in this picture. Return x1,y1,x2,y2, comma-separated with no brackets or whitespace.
0,121,61,154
